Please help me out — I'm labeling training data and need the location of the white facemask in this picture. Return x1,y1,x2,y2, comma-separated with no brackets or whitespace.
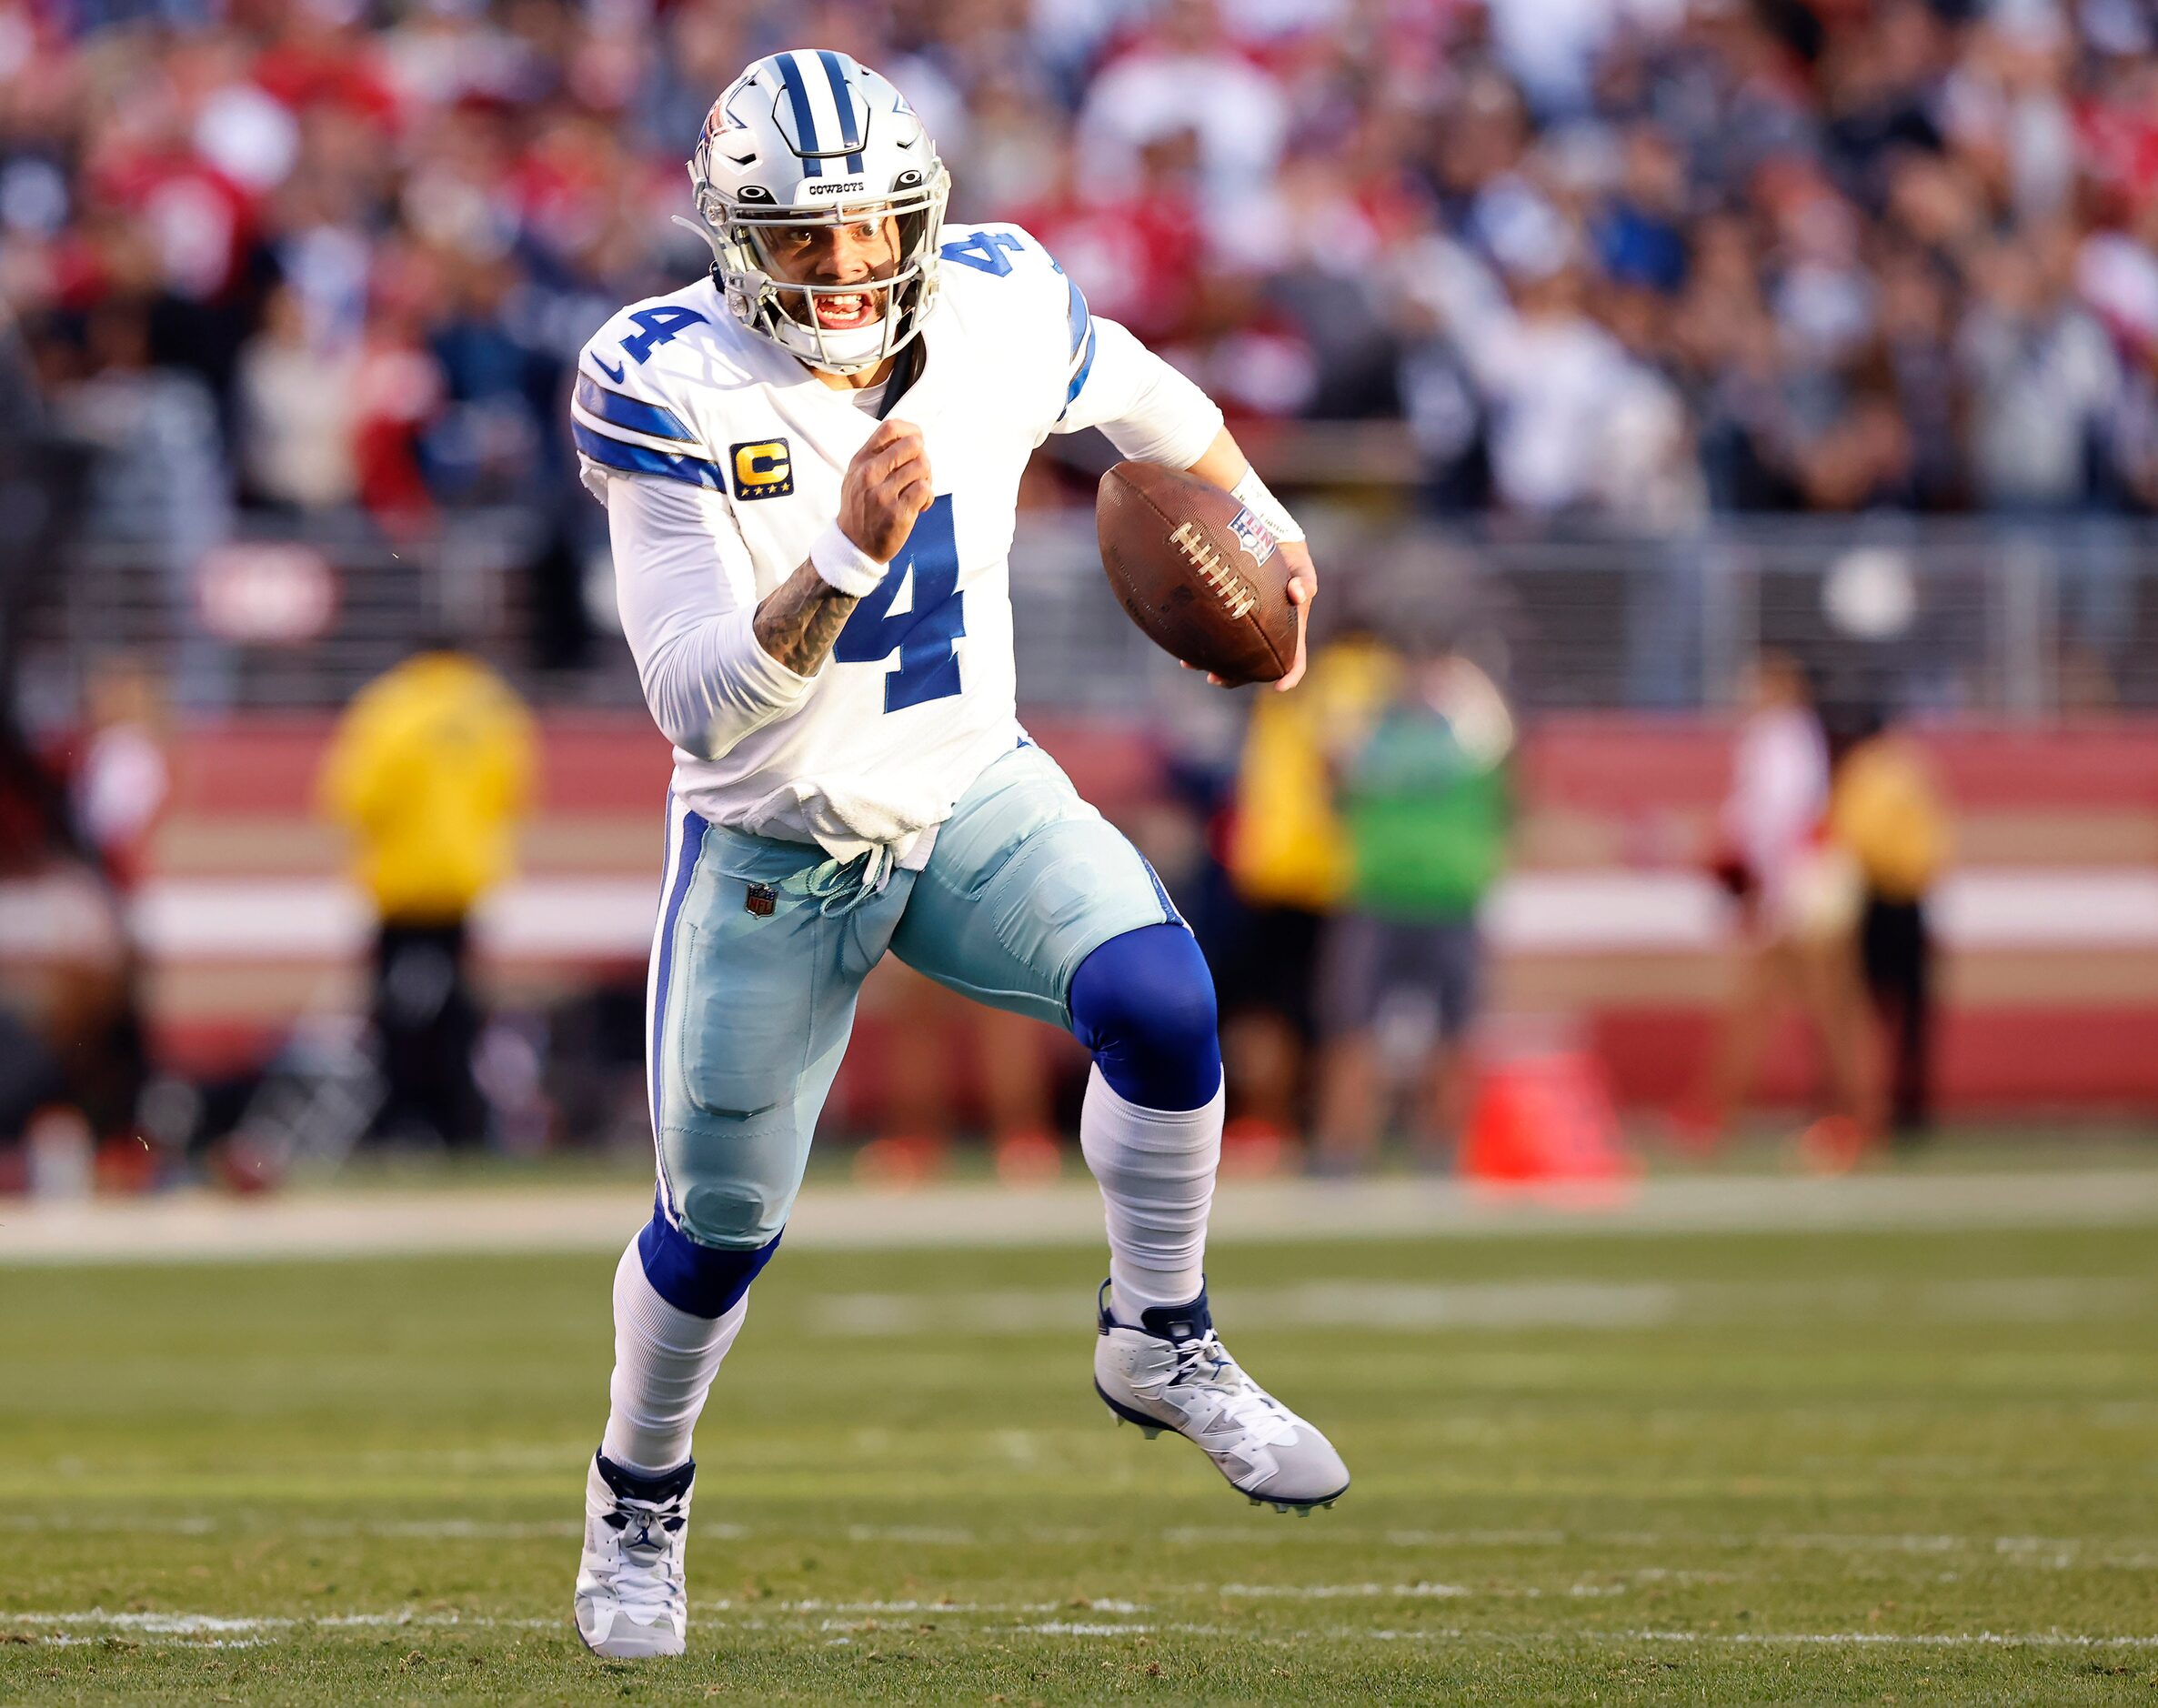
771,309,890,370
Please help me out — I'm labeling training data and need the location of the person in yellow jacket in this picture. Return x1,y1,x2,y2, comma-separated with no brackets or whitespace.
1829,703,1951,1142
1216,627,1397,1160
319,639,537,1148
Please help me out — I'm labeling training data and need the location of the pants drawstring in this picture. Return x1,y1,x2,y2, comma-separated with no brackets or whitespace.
801,845,894,917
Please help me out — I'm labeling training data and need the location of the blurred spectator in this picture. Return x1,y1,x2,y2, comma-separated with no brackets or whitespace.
1957,231,2121,509
1395,201,1701,520
0,718,128,1154
1311,638,1512,1172
47,295,236,707
1691,653,1877,1153
3,0,2157,535
319,637,536,1149
62,653,167,1155
235,283,358,510
1015,133,1202,347
1075,0,1288,259
71,651,168,890
1829,702,1950,1143
1216,621,1394,1160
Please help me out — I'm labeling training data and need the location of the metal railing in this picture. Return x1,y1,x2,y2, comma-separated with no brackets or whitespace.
17,505,2158,721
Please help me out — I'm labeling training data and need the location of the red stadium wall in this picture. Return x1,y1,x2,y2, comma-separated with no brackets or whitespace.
131,712,2158,1118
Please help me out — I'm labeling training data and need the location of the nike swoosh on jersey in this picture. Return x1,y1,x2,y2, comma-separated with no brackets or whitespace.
594,354,627,384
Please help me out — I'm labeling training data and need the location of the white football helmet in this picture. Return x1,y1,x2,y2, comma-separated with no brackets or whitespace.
683,49,950,376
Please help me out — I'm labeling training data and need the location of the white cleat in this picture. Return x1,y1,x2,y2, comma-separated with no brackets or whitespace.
573,1452,695,1658
1093,1281,1350,1512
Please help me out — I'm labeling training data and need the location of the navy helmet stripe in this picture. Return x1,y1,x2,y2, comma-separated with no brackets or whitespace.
576,375,693,443
774,51,822,176
573,421,724,490
816,50,866,173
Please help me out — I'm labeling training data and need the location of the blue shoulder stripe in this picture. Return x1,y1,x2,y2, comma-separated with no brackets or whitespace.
817,50,866,175
1063,321,1098,412
776,52,822,177
572,421,724,491
576,375,693,444
1064,274,1092,361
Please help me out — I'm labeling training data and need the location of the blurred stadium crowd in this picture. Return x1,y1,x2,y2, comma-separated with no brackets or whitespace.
3,0,2155,1184
3,0,2158,535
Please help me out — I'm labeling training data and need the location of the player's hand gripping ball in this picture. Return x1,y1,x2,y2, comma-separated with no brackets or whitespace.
1096,461,1304,688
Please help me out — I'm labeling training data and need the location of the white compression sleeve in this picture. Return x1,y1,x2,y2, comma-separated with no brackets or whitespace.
1056,316,1224,470
1079,1064,1225,1320
604,472,815,762
600,1237,749,1476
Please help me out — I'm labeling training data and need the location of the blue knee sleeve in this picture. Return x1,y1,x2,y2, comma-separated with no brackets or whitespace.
1069,923,1222,1111
637,1190,782,1318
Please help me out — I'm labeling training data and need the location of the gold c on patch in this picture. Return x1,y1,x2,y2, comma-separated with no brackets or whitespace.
729,438,793,500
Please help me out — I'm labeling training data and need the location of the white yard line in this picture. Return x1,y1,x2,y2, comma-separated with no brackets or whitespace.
11,1605,2156,1653
1458,1629,2158,1649
10,1510,2149,1569
1220,1582,1472,1600
5,1168,2158,1266
806,1276,2153,1336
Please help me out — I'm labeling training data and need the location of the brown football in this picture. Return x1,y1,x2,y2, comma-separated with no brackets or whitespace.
1096,460,1298,686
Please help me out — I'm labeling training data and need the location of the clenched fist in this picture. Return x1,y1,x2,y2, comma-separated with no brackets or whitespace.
838,417,934,562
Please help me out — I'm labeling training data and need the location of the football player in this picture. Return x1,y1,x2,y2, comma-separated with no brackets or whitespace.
569,49,1347,1659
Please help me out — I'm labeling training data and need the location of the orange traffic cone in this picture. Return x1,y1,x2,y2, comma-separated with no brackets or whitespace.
1460,1051,1636,1198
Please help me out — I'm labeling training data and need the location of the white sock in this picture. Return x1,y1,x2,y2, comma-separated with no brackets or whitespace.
1079,1063,1224,1321
599,1236,748,1476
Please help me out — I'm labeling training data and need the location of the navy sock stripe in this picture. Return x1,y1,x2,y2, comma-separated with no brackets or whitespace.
637,1191,783,1318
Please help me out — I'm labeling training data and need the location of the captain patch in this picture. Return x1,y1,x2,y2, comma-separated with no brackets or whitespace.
730,438,794,500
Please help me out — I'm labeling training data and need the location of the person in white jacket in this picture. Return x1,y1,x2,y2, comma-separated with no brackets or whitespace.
1691,652,1877,1157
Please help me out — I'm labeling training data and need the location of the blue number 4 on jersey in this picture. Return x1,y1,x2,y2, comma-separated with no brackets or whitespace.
834,495,964,712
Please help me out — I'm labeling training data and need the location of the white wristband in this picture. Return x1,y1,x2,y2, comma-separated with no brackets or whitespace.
1230,467,1305,544
809,521,889,597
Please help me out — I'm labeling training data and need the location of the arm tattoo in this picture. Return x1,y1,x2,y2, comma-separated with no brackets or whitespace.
753,559,860,677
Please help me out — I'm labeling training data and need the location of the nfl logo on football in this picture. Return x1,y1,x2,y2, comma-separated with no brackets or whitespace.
1227,506,1279,564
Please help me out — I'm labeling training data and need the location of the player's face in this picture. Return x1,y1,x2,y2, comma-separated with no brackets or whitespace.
758,212,902,334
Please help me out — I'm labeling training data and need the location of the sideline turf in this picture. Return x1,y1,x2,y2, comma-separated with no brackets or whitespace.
3,1219,2154,1703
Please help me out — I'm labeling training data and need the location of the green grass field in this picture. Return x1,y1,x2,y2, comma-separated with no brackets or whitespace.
5,1205,2157,1703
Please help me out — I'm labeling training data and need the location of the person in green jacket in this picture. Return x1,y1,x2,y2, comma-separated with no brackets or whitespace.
1310,638,1513,1172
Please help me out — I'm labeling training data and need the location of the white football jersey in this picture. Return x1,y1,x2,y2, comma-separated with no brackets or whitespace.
574,221,1219,867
